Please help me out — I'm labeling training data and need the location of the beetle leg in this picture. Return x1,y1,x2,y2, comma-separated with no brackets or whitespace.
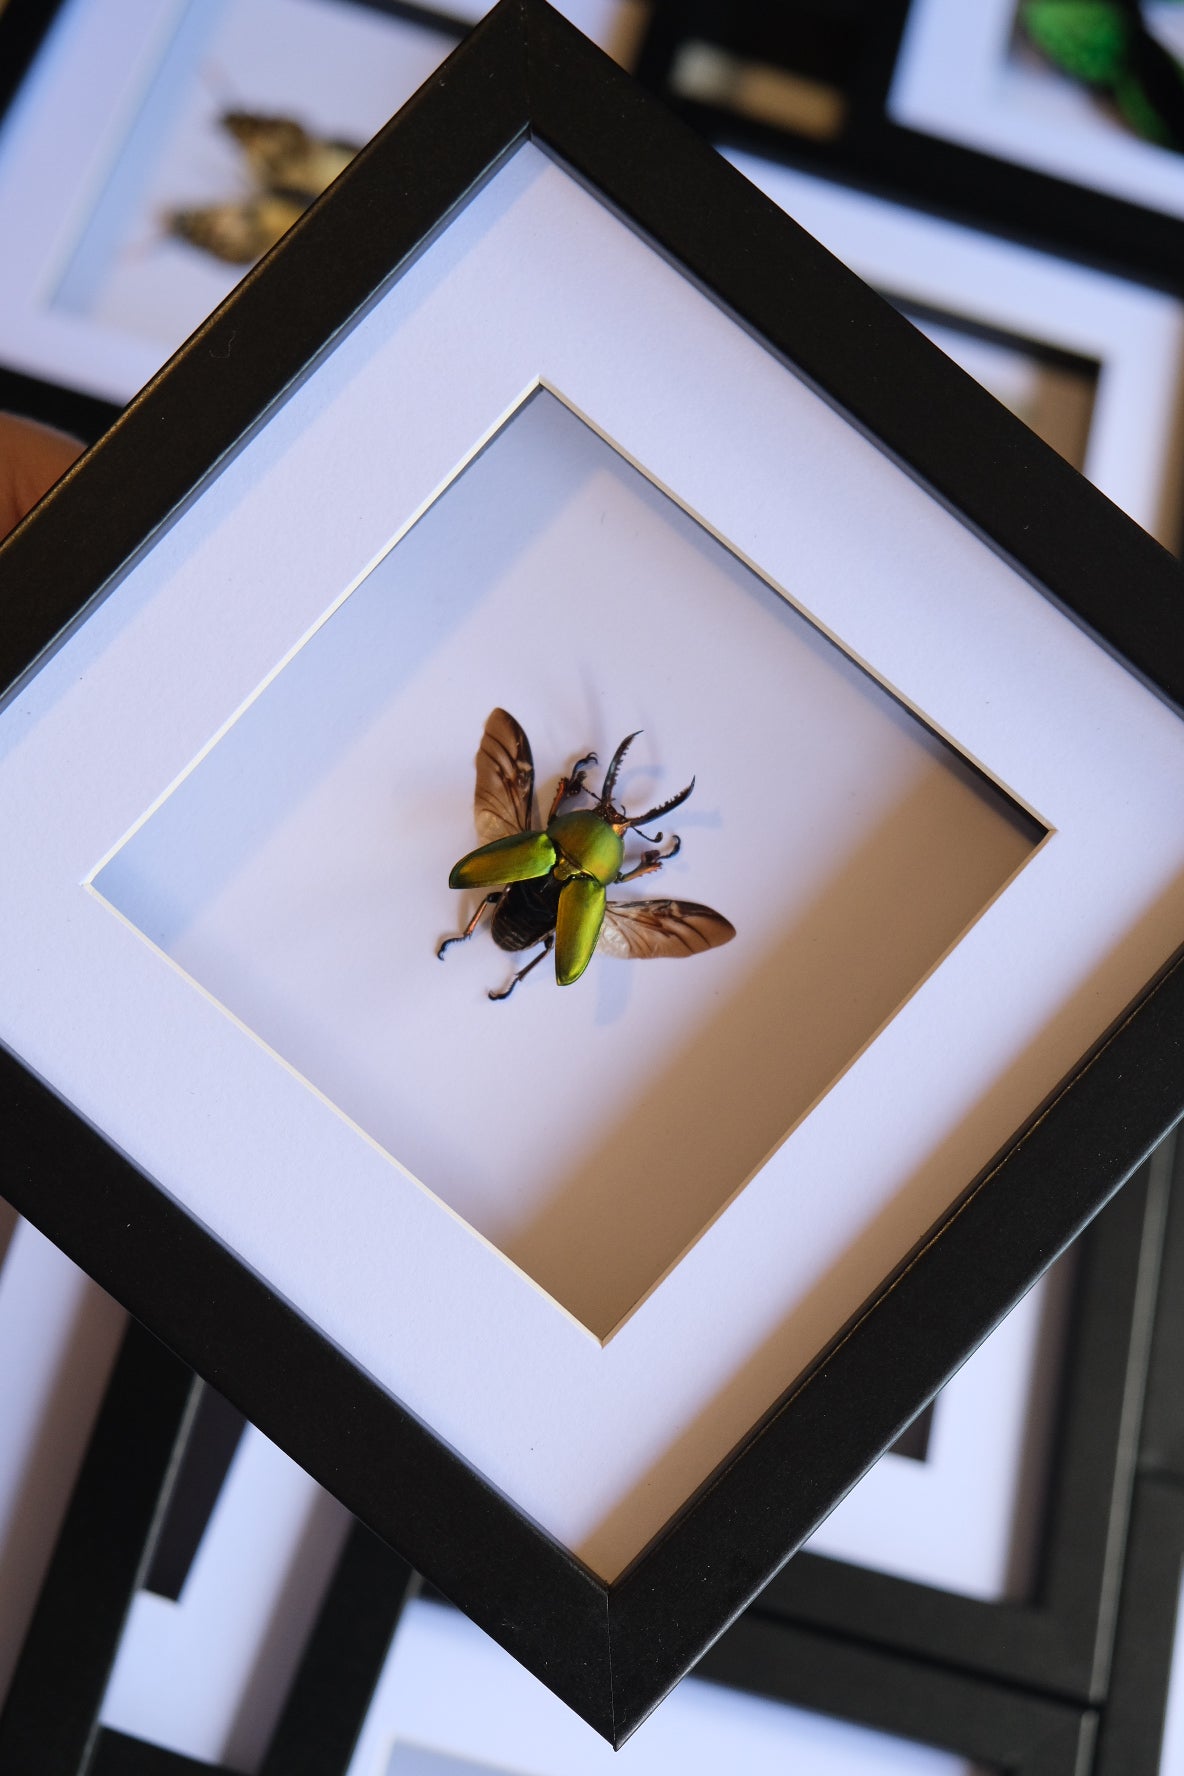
489,933,554,1001
547,752,598,821
616,833,681,883
437,892,502,959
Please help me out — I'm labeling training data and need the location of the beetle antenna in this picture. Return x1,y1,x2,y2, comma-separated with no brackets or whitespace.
632,827,663,844
599,731,641,810
625,777,695,828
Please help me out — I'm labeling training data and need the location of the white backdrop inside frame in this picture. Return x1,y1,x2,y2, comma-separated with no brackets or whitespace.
5,144,1184,1582
891,0,1184,223
90,1278,1060,1764
50,0,464,352
92,386,1037,1341
807,1237,1075,1597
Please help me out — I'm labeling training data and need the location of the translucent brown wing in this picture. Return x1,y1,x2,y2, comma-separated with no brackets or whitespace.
166,192,306,264
598,899,736,960
474,708,535,841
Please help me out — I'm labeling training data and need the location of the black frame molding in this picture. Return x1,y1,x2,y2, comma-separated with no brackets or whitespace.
1141,1130,1184,1482
1,1320,1092,1774
0,1322,416,1776
4,0,1184,1743
757,1137,1173,1702
698,1614,1095,1776
635,0,1184,295
1092,1475,1184,1775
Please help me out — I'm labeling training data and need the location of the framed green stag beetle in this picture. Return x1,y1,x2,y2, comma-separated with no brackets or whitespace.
5,0,1184,1751
440,708,735,997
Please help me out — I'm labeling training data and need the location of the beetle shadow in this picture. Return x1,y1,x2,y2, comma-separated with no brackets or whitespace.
501,761,1038,1343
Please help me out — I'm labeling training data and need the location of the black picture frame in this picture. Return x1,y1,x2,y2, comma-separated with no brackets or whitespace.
0,1320,417,1776
387,1586,1096,1770
633,14,1184,563
697,1614,1095,1776
756,1134,1174,1703
4,0,1184,1743
1141,1132,1184,1484
0,0,470,422
0,1,122,442
2,1320,1092,1776
1091,1476,1184,1775
634,0,1184,296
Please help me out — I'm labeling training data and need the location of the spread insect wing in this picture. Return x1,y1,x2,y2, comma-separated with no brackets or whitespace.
439,709,735,998
166,110,362,267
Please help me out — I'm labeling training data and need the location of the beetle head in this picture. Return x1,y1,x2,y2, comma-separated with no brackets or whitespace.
594,730,695,834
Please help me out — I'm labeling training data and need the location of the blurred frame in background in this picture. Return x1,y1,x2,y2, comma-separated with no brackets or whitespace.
0,0,647,426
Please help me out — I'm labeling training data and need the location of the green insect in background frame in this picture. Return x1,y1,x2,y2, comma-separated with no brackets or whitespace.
1018,0,1184,151
439,709,735,999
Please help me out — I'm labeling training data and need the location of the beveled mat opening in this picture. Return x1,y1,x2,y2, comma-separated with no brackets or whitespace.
95,390,1041,1338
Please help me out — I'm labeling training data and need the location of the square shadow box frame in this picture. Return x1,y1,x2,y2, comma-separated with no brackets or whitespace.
0,1322,1093,1776
4,0,1184,1745
618,100,1184,560
0,1320,419,1776
0,0,124,443
759,1135,1174,1703
0,0,472,410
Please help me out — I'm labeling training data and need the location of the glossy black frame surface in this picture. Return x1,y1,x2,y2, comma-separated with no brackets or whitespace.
4,0,1184,1744
758,1136,1174,1703
1092,1476,1184,1774
0,1321,416,1776
635,0,1184,294
1,1321,1092,1775
698,1615,1094,1776
1141,1132,1184,1482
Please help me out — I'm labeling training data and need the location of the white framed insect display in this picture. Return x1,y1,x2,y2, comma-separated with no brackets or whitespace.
890,0,1184,221
0,0,467,403
4,1,1184,1738
0,0,650,408
720,148,1184,550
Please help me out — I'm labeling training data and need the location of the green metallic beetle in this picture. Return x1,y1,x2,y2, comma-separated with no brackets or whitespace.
439,708,736,999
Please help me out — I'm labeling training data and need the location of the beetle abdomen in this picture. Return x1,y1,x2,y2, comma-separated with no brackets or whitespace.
492,877,561,952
